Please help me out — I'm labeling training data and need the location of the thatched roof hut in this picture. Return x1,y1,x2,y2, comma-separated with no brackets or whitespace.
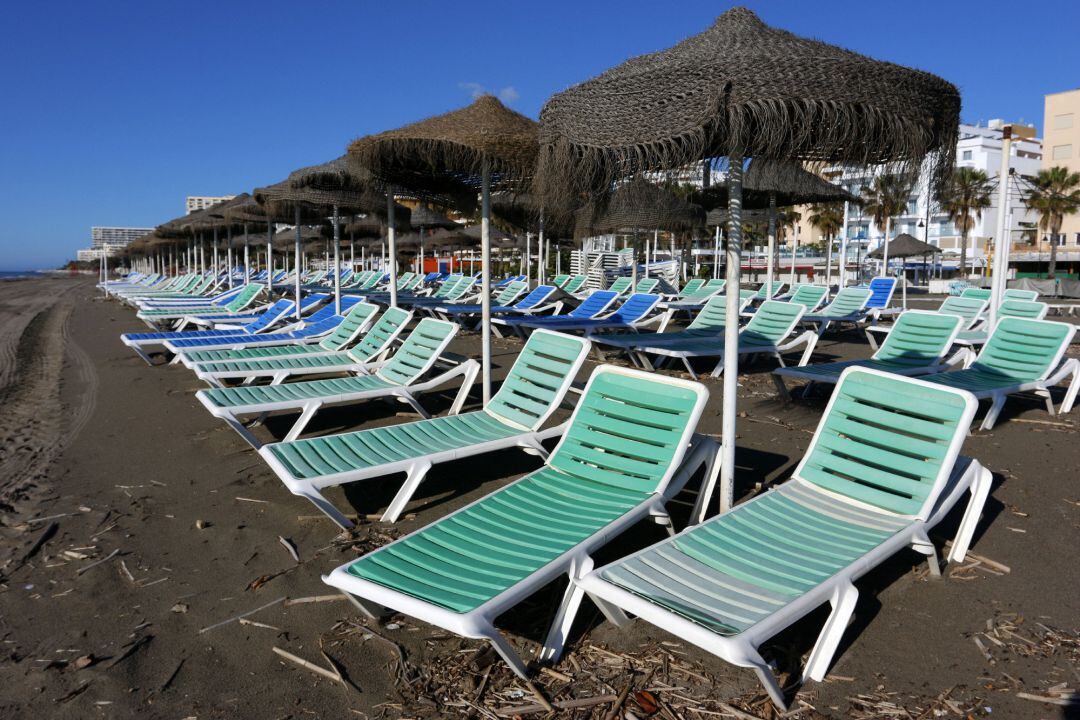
868,233,940,258
536,7,960,205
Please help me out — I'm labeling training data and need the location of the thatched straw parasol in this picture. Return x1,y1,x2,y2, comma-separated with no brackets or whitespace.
534,6,962,599
348,94,540,401
536,7,959,206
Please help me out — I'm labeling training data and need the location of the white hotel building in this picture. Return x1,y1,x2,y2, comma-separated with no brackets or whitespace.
799,120,1042,271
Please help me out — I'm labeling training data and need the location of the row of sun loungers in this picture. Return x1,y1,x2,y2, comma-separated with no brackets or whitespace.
107,268,1077,709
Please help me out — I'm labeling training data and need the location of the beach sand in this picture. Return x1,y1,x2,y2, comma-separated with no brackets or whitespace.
0,276,1077,718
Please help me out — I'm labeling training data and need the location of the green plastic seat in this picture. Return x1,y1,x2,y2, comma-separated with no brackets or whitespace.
925,317,1073,394
786,285,828,310
806,287,871,319
199,316,454,409
960,287,992,301
138,283,262,317
183,302,378,364
345,368,705,613
193,306,409,375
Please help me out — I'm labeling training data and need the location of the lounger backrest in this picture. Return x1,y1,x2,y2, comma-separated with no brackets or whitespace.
866,277,896,309
485,330,591,431
347,306,413,363
972,317,1076,382
742,300,805,344
551,274,571,288
795,367,977,518
569,290,618,318
608,277,633,295
434,275,466,299
822,287,872,316
223,284,262,312
1003,288,1039,301
703,279,727,293
960,287,992,301
443,276,475,301
300,301,345,326
787,284,828,310
493,281,528,306
635,277,660,294
874,310,961,365
245,300,295,333
754,282,785,300
678,278,705,297
515,285,556,309
317,302,379,351
547,366,709,495
375,318,459,386
562,275,588,294
610,294,661,323
686,295,751,331
999,299,1048,320
937,296,988,329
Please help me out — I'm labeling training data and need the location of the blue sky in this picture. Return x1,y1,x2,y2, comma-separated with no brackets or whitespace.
2,0,1078,270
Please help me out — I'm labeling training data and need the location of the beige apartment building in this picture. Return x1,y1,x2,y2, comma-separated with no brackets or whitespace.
1041,88,1080,249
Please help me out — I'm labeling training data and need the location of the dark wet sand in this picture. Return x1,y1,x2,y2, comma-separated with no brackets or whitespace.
0,276,1077,718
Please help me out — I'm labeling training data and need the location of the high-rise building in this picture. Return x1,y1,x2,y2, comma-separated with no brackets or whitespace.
186,195,235,214
75,226,154,261
1041,88,1080,249
792,121,1041,272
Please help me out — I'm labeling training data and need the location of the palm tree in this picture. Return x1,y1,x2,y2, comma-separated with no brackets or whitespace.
1024,166,1080,278
938,167,994,278
808,202,844,285
861,175,913,269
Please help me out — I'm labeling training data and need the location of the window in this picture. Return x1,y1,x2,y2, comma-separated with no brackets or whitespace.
906,198,918,216
1054,113,1074,130
961,150,973,161
1074,232,1080,246
1052,144,1073,160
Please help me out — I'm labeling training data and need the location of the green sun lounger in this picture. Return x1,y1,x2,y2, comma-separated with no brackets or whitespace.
920,317,1078,429
261,330,592,527
322,365,715,678
191,306,412,387
575,367,990,710
637,300,816,379
774,310,964,399
196,318,476,448
176,301,380,368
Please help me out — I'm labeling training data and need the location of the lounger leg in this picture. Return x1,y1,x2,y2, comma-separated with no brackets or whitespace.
1035,388,1055,416
538,566,591,664
284,402,322,442
689,439,724,523
481,630,531,679
448,361,480,415
295,486,357,529
947,465,993,563
980,394,1006,430
380,461,433,523
585,591,632,627
395,392,432,419
130,345,156,366
771,374,792,402
651,509,676,537
796,332,818,367
802,582,858,683
518,437,549,459
1063,366,1080,415
220,412,264,450
735,647,789,711
911,531,942,579
864,329,879,352
343,592,388,620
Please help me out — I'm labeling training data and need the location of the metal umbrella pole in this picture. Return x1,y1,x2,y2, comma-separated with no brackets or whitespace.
386,189,398,308
839,200,850,291
213,227,220,283
716,151,744,515
480,157,493,403
243,224,250,283
766,193,777,297
332,204,342,315
293,207,303,320
989,127,1013,329
226,226,234,289
266,220,273,296
789,222,799,286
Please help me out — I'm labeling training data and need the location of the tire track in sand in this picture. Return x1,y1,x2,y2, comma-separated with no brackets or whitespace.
0,284,94,518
